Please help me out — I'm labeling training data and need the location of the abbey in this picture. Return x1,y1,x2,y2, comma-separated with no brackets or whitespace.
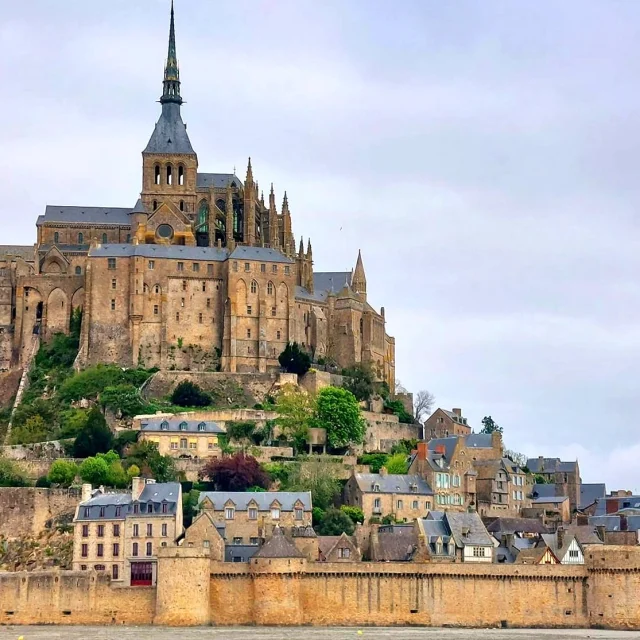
0,3,394,385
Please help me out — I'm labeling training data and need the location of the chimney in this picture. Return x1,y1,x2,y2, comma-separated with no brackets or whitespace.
81,483,92,503
417,442,428,461
379,466,388,477
435,444,446,455
504,533,515,550
452,408,462,417
538,456,544,471
132,477,146,501
557,527,565,549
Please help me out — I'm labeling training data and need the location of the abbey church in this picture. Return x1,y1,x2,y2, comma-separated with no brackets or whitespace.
0,4,395,386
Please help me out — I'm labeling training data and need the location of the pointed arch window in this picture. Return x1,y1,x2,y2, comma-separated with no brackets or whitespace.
54,232,59,244
197,200,209,232
178,166,185,186
78,232,84,244
154,165,161,185
251,280,257,294
267,282,274,295
180,200,185,212
102,233,108,244
166,165,173,186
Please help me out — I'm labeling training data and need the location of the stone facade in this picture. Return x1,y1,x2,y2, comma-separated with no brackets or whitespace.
424,407,472,439
0,4,395,389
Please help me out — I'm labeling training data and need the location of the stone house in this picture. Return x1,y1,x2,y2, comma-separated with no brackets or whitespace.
72,478,183,586
526,457,581,514
197,491,312,546
528,488,572,525
514,546,559,564
426,511,494,563
369,523,420,562
182,511,225,560
137,416,224,458
343,469,433,523
475,457,530,517
423,408,471,440
317,532,361,562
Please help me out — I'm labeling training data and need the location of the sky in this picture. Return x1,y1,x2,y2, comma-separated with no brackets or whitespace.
2,0,640,490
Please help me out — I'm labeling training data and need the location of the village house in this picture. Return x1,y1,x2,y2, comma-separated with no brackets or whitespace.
514,546,560,565
72,478,183,586
537,529,586,565
137,416,224,458
526,456,581,513
428,511,494,563
423,408,472,439
475,457,531,517
317,532,361,562
343,469,433,523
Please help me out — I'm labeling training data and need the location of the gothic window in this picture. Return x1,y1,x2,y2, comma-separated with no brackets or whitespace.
251,280,257,294
154,285,160,295
180,200,185,211
153,200,158,211
102,233,108,244
75,266,81,275
54,232,59,243
267,282,274,295
216,199,226,213
178,165,185,186
154,165,161,185
197,200,209,232
166,165,173,186
78,232,84,244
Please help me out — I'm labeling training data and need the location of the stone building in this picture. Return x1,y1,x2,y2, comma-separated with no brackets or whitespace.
423,407,472,439
474,457,531,517
72,478,183,586
137,416,224,459
0,3,395,389
526,456,581,514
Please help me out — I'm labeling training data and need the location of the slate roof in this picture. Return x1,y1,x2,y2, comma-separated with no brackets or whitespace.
229,245,294,264
198,491,312,512
465,434,493,448
132,199,147,214
375,528,418,562
0,245,34,261
317,533,356,560
314,272,351,294
589,515,621,532
580,483,607,511
485,518,548,535
427,437,458,462
225,544,260,562
144,102,195,154
89,244,229,261
294,285,328,303
76,482,180,521
445,512,494,548
526,457,578,474
563,525,603,545
532,484,558,499
353,473,433,495
39,206,132,226
421,517,451,542
197,173,241,189
515,547,557,565
532,496,568,505
38,244,89,254
254,527,304,559
140,417,224,434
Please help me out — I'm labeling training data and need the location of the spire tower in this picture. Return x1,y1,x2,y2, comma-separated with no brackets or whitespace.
161,1,182,105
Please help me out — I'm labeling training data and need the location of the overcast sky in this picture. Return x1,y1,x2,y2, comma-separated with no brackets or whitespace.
2,1,640,490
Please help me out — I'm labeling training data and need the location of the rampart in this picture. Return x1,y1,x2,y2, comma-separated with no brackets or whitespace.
2,548,640,628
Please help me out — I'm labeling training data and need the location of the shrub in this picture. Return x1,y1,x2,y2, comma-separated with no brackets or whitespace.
286,456,341,511
170,381,211,407
59,365,152,403
78,457,110,485
315,386,365,448
341,363,375,402
312,507,325,527
357,453,389,473
226,420,257,443
340,505,364,524
383,453,409,475
100,384,148,417
124,441,177,482
263,461,291,485
59,408,89,439
47,460,78,487
35,475,52,488
9,414,50,445
316,507,355,536
200,453,269,491
113,430,140,456
384,399,413,424
72,407,114,458
278,342,311,376
0,457,29,487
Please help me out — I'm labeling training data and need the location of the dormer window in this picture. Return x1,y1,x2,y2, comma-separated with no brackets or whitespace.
179,422,188,431
198,422,206,432
160,421,169,431
410,484,418,493
373,484,380,492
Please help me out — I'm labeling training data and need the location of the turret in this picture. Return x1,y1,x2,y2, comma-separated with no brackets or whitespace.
305,239,314,292
244,157,256,245
282,192,293,257
268,184,278,249
352,249,367,300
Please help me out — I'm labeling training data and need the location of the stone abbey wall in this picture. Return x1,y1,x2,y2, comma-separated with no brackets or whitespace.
3,549,640,629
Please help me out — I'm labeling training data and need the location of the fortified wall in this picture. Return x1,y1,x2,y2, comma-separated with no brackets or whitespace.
2,548,640,629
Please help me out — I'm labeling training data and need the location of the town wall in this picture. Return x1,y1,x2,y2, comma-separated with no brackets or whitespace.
360,410,421,453
0,487,81,538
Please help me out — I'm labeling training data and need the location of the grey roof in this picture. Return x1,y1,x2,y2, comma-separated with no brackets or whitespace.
427,437,458,462
132,199,147,214
38,244,89,254
375,528,418,562
580,483,606,510
465,433,493,448
526,457,578,474
421,517,450,540
495,544,516,564
229,245,294,264
445,512,493,548
144,102,195,154
314,271,351,294
140,417,224,434
486,518,548,535
225,544,260,562
532,496,568,505
254,527,304,559
353,473,433,495
39,206,132,226
512,537,536,551
626,515,640,531
89,243,229,261
0,245,34,261
199,491,312,512
589,515,621,532
197,173,241,189
76,482,180,521
426,510,446,521
540,532,578,559
532,483,558,499
295,285,328,303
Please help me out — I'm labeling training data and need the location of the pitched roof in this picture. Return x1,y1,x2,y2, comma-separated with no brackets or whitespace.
515,546,558,565
532,496,568,505
353,473,433,495
563,525,603,546
313,271,351,294
532,483,559,499
39,206,132,226
445,512,493,548
588,515,621,532
0,245,34,261
540,532,578,559
254,527,304,559
420,517,451,541
229,245,294,264
317,533,356,559
427,437,458,462
465,433,493,448
580,483,607,510
375,528,418,562
526,457,578,474
89,244,229,261
485,518,548,535
198,491,312,512
140,417,224,434
196,173,241,189
144,102,195,154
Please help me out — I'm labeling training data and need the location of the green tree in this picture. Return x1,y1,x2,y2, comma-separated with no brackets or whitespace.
286,455,341,511
59,408,89,438
78,457,110,485
341,363,375,402
357,453,389,473
316,507,355,536
315,387,365,449
170,380,211,407
125,440,177,482
340,505,364,524
113,430,140,456
0,457,29,487
278,342,311,376
10,414,49,445
226,421,257,443
480,416,503,434
72,407,114,458
384,399,414,424
127,464,141,481
275,384,315,452
100,384,147,417
383,453,409,474
106,460,129,488
182,489,201,528
47,460,78,487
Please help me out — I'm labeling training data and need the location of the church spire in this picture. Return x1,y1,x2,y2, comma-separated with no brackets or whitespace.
161,1,182,105
352,249,367,299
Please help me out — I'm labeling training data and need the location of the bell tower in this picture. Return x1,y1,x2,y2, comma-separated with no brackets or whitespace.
141,1,198,219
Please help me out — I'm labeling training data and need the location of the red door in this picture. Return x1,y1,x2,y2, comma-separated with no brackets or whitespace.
130,562,153,586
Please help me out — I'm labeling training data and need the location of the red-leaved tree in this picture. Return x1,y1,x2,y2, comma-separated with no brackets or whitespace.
200,453,269,491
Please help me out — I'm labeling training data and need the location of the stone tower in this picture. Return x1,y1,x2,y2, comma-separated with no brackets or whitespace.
352,250,367,300
140,1,198,220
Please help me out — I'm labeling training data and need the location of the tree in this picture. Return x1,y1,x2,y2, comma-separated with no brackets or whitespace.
9,414,49,445
106,460,129,488
340,505,364,525
384,399,414,424
341,363,375,402
127,464,141,481
480,416,503,435
286,455,341,511
47,460,78,487
200,453,269,491
78,457,109,485
0,457,29,487
316,507,355,536
278,342,311,376
505,449,527,469
72,407,114,458
170,380,211,407
275,384,315,452
124,441,177,483
384,453,409,474
59,408,89,438
100,384,147,417
315,387,365,449
226,421,257,444
414,390,435,422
